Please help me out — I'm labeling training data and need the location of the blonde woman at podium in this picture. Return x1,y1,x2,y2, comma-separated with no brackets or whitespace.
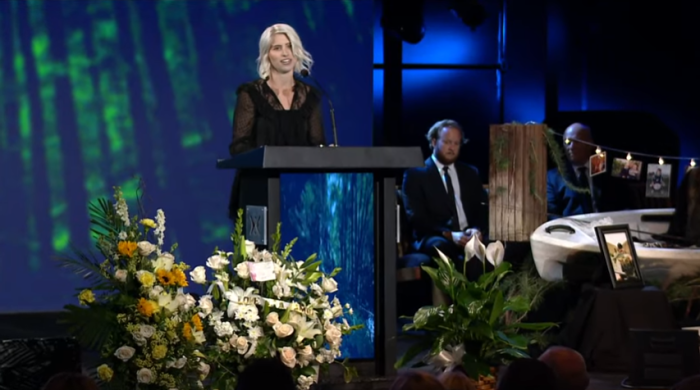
227,23,326,219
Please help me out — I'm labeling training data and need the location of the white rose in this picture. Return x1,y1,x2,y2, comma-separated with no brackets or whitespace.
321,277,338,293
183,294,196,311
132,332,147,346
189,266,207,284
153,252,175,271
148,285,163,299
198,295,213,315
114,269,128,282
136,368,154,384
114,346,135,362
244,240,256,257
198,361,210,377
206,255,229,270
297,345,314,367
173,356,187,369
279,346,297,368
139,325,156,338
137,241,156,256
235,262,250,279
273,322,294,338
235,336,249,355
266,312,279,326
325,326,342,347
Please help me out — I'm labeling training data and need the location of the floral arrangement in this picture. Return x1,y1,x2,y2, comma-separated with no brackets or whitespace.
397,236,557,380
189,210,363,390
59,187,208,389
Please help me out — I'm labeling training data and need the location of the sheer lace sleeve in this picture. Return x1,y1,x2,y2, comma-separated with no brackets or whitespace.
308,95,327,146
229,89,256,155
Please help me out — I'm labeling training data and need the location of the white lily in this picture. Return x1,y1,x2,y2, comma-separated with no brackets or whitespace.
485,240,505,267
464,235,486,261
224,287,257,318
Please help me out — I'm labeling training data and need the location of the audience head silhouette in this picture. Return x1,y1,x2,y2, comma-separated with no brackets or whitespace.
539,346,590,390
497,358,557,390
235,357,296,390
390,370,446,390
42,372,98,390
439,370,476,390
672,374,700,390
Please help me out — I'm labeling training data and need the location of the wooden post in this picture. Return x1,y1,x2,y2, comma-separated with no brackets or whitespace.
488,124,548,242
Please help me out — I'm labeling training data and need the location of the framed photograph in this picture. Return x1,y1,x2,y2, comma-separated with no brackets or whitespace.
589,152,607,177
594,224,644,289
611,158,642,180
646,163,672,198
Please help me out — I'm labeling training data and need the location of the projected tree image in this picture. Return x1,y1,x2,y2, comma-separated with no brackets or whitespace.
0,0,374,358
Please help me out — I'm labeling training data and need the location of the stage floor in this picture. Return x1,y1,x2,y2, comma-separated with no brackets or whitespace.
0,312,668,390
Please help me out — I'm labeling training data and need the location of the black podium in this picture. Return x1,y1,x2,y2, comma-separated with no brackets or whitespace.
216,146,424,376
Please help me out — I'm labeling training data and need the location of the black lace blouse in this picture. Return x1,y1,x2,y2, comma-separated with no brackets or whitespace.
229,78,326,155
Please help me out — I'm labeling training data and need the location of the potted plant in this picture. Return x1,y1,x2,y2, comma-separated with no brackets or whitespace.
396,238,557,388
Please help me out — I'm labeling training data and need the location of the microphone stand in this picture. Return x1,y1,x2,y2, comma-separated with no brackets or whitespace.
300,70,338,147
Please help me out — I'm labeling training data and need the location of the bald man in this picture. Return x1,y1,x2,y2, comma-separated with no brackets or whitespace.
539,346,590,390
546,123,601,219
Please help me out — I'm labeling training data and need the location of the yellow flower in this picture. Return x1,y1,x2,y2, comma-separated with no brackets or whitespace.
191,314,203,332
172,268,188,287
137,298,158,317
152,344,168,360
137,271,156,287
78,289,95,305
182,322,193,341
138,271,155,287
140,218,157,228
117,241,138,257
156,269,175,286
97,364,113,382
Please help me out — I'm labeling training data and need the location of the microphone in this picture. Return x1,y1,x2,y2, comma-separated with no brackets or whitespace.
300,69,338,147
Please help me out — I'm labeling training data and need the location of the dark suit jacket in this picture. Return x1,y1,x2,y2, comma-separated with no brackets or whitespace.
547,164,611,219
402,158,486,245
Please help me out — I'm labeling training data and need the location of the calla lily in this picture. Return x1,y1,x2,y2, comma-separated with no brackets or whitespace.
435,248,452,265
465,235,486,262
485,240,505,267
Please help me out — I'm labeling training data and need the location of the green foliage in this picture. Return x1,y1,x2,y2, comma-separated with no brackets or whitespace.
396,252,557,379
543,127,590,194
492,134,510,171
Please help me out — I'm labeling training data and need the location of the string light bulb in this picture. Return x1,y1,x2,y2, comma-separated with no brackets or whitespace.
691,159,697,167
595,146,602,155
564,138,571,145
626,153,632,160
659,157,664,165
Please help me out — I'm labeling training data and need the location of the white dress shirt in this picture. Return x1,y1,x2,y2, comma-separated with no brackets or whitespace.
431,155,469,230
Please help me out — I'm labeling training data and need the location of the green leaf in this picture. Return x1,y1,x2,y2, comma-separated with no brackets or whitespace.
395,338,433,368
503,296,530,313
420,266,446,293
329,267,342,277
412,306,442,328
60,304,117,351
489,290,504,325
497,347,530,359
506,322,558,331
495,331,528,349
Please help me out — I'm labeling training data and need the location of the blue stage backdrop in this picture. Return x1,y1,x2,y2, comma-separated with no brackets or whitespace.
0,0,374,358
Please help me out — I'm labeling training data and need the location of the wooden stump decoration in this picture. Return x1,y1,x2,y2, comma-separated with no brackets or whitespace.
488,124,548,242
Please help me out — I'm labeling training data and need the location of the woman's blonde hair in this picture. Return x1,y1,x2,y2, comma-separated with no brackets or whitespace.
256,23,313,79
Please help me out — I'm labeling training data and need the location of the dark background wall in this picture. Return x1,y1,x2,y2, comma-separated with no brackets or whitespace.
374,0,700,184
